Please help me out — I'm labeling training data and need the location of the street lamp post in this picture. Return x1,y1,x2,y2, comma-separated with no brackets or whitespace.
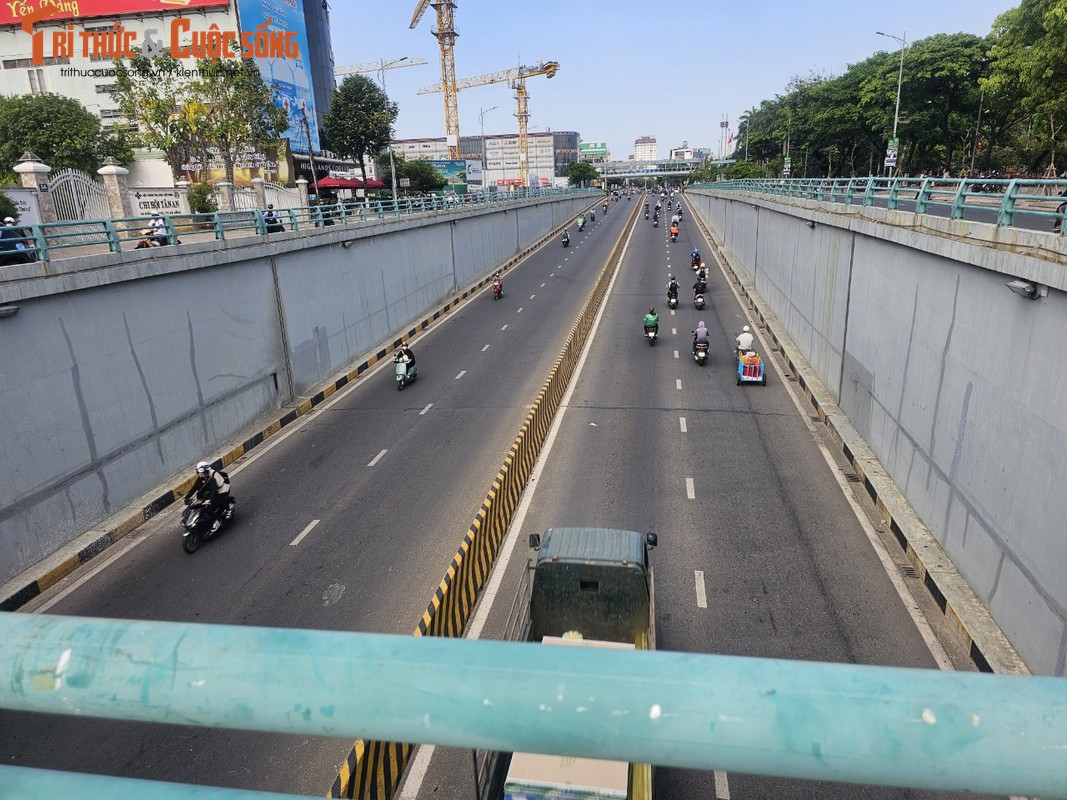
479,105,496,191
877,30,908,177
377,57,408,200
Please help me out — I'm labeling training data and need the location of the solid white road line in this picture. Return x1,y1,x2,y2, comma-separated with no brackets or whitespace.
455,370,466,380
419,403,433,415
715,770,731,799
481,344,490,352
289,519,320,547
366,449,388,467
676,379,682,390
694,570,707,608
397,191,643,800
679,417,687,433
686,478,696,499
713,252,955,670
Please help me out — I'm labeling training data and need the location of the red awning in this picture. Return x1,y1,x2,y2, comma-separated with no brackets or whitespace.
316,176,363,189
365,179,386,189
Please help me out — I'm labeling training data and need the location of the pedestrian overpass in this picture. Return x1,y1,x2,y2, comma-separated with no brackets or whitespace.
595,158,734,181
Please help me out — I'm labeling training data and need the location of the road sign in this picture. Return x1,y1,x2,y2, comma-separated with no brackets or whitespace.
783,156,792,177
885,150,897,168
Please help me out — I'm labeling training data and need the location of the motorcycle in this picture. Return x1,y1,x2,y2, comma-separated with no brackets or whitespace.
667,293,679,310
562,234,570,248
670,231,678,242
578,220,585,232
693,340,709,366
653,219,659,228
691,256,701,269
695,293,706,310
645,326,658,346
644,211,649,220
492,279,503,300
181,495,236,554
395,355,417,390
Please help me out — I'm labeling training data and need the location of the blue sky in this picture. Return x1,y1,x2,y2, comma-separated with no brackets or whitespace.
328,0,1014,161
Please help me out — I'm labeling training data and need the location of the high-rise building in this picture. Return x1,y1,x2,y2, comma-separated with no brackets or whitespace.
0,1,334,157
633,135,657,161
669,142,712,161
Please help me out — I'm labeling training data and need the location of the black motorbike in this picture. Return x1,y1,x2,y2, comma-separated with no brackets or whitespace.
181,495,236,554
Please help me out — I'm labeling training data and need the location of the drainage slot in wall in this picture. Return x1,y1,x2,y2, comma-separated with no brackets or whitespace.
844,473,861,483
901,565,920,579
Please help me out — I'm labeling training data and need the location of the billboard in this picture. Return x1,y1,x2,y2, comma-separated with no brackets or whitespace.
1,0,228,26
236,0,320,153
429,160,468,185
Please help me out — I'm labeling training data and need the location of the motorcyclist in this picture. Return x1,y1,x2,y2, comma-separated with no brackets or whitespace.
692,320,710,354
666,274,679,301
669,223,679,240
644,305,660,335
264,204,284,234
602,201,608,214
671,213,680,227
690,247,701,265
589,209,595,223
644,201,649,212
562,228,570,245
578,213,585,230
491,271,503,297
736,325,755,352
184,461,232,533
693,274,708,296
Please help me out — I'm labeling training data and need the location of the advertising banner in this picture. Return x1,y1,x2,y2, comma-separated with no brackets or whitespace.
236,0,319,153
464,159,483,185
1,0,229,26
429,160,467,185
130,188,185,217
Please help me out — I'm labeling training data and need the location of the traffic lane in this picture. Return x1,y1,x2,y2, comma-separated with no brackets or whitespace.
447,213,980,799
3,208,638,793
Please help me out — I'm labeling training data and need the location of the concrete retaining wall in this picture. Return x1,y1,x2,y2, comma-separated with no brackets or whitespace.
0,195,592,586
690,190,1067,676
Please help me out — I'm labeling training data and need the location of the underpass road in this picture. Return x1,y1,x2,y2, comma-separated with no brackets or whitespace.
406,194,999,800
1,199,631,794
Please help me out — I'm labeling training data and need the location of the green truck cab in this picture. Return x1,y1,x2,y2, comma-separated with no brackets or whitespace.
479,527,657,800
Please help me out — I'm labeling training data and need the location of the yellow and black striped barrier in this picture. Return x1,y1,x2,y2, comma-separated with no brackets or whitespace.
331,198,639,799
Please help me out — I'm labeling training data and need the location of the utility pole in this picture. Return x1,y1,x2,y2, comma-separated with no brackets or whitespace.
479,105,496,190
301,109,320,199
877,30,907,177
377,57,409,200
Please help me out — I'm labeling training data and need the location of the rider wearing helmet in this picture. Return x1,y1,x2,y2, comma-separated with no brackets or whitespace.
184,460,232,533
736,324,755,352
644,305,660,335
666,274,679,300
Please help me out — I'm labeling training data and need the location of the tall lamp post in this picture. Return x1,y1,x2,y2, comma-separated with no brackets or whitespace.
377,56,409,200
479,105,496,191
876,30,907,177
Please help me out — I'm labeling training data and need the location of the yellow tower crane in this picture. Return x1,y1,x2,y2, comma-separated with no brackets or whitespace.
419,61,559,187
333,57,428,80
410,0,461,159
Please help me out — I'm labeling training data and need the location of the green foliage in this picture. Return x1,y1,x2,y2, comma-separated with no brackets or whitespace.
403,160,446,193
0,190,18,220
110,52,287,182
566,160,599,186
724,161,766,180
187,182,217,214
323,75,398,184
0,93,129,180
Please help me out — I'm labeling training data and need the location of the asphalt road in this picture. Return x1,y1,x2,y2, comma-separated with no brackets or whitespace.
1,197,631,794
400,194,1000,800
5,193,1002,800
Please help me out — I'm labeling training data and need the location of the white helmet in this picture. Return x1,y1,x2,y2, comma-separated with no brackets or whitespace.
742,325,750,333
196,461,211,473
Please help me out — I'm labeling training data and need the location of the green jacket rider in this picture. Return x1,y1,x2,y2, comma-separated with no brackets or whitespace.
644,306,660,334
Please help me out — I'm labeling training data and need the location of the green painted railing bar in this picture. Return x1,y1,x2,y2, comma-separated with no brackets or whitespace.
698,176,1067,234
2,614,1066,797
0,766,315,800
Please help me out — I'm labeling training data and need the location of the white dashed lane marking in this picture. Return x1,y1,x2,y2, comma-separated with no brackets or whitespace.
419,403,433,415
367,449,388,467
289,519,320,547
455,370,466,380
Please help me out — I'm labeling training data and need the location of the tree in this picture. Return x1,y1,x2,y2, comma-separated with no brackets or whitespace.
0,191,18,221
0,93,130,179
323,75,397,184
724,161,766,179
403,160,445,194
566,160,599,186
191,57,289,184
985,0,1067,173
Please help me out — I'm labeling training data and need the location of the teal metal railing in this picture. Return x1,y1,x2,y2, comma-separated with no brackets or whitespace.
0,187,598,268
1,612,1065,798
696,176,1067,233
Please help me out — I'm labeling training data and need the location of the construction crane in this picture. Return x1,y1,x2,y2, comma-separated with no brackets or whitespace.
419,61,559,186
334,57,428,79
410,0,461,159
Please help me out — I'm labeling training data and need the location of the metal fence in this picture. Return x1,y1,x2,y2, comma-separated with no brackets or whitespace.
1,612,1065,799
698,176,1067,233
0,186,597,271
